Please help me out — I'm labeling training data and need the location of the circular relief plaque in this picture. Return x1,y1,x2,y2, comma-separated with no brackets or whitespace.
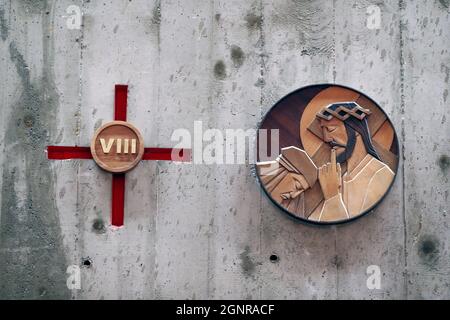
256,84,399,225
90,121,144,173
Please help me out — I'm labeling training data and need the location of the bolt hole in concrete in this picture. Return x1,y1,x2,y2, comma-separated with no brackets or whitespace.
82,257,92,268
269,254,279,263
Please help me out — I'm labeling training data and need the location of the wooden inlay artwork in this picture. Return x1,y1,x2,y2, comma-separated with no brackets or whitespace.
256,84,399,224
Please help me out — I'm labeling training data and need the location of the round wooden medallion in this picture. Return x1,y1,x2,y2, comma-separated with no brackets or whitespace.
90,121,144,173
256,84,399,225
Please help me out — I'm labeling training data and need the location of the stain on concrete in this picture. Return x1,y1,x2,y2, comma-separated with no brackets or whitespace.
213,60,226,80
94,118,103,131
54,128,64,144
332,255,342,269
38,287,47,297
442,63,449,83
18,0,46,14
342,34,351,53
0,2,69,299
0,8,8,41
59,187,66,199
300,47,327,56
438,155,449,174
418,235,440,267
239,246,255,276
244,12,262,30
130,177,138,191
254,78,265,87
438,0,449,9
272,1,334,57
23,113,35,128
146,0,161,51
151,0,161,26
230,45,245,68
92,218,106,234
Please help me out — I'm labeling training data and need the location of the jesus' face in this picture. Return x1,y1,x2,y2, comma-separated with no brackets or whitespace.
319,117,348,157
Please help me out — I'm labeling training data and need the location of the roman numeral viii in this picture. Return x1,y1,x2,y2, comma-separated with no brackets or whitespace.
100,138,137,154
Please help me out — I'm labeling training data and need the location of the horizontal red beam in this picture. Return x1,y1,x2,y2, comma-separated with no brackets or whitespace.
143,148,191,162
48,146,191,162
47,146,93,159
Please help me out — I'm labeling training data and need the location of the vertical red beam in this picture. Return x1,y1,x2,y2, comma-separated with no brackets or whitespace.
115,84,128,122
112,84,128,226
111,173,126,227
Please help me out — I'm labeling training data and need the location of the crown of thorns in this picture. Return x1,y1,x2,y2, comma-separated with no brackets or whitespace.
316,102,371,121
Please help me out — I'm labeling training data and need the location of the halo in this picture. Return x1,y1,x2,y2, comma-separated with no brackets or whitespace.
299,86,360,156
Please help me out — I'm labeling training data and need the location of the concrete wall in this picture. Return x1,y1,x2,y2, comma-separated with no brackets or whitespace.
0,0,448,299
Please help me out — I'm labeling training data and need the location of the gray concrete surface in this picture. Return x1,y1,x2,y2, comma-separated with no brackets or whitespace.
0,0,448,299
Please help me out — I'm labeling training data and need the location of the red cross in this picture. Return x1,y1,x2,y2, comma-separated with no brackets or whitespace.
47,85,191,227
